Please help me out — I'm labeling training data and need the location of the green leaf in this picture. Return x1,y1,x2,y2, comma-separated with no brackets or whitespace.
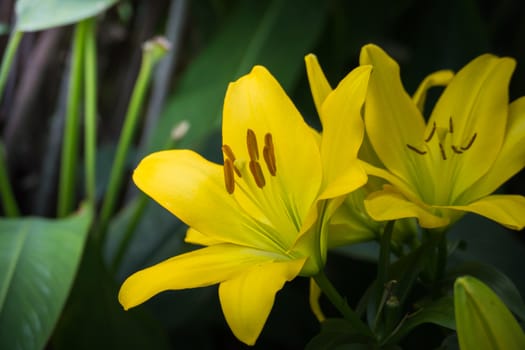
305,318,375,350
454,276,525,350
0,205,92,350
15,0,118,32
386,296,455,345
147,0,327,154
445,262,525,321
52,238,170,349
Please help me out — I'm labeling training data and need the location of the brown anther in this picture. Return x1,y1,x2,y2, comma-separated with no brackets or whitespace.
222,144,236,161
263,133,277,176
451,145,463,154
439,143,447,160
249,160,266,188
449,117,454,133
424,122,436,142
246,129,259,161
461,133,477,151
223,158,235,194
406,144,427,155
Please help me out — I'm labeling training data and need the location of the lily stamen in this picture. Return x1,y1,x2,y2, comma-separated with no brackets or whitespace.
222,144,236,161
263,133,277,176
439,143,447,160
247,129,259,161
449,117,454,133
249,160,266,188
222,144,242,177
224,158,235,194
451,145,463,154
424,122,436,142
461,133,477,150
406,144,427,155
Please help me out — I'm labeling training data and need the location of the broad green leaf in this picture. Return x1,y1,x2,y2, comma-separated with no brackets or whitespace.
386,296,455,345
146,0,327,154
51,238,170,349
15,0,118,32
454,276,525,350
446,262,525,321
305,318,375,350
0,205,92,350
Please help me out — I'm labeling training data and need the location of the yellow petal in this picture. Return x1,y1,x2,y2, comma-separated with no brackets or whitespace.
412,70,454,112
118,244,290,310
218,258,306,345
459,96,525,202
364,187,449,228
327,189,379,248
359,44,431,189
133,150,284,252
309,278,325,322
222,65,322,235
318,65,371,198
439,194,525,230
184,228,222,246
428,55,516,201
305,53,333,121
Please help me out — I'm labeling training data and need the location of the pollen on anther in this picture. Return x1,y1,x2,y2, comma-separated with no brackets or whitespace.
223,158,235,194
406,144,427,155
461,133,477,151
222,144,236,161
263,133,277,176
451,145,463,154
249,160,266,188
439,143,447,160
424,122,436,142
246,129,259,161
449,117,454,133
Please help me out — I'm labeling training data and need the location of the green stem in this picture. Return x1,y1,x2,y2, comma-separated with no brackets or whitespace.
435,230,447,282
373,221,395,334
83,18,97,207
96,38,169,242
111,132,181,273
57,21,88,217
314,270,372,337
110,194,148,273
377,221,395,293
0,142,20,216
0,30,23,100
0,31,23,217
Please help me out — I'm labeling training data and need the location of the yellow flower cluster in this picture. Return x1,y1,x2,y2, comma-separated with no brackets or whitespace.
118,44,525,345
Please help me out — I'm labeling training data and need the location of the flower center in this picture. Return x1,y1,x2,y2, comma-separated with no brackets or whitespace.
406,117,477,160
222,129,277,194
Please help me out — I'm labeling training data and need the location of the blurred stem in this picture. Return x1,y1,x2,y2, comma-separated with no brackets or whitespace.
97,37,169,243
435,230,447,282
0,142,20,216
110,194,148,273
57,21,87,217
83,18,97,208
0,30,23,100
0,30,23,217
111,131,182,273
377,221,395,294
373,221,395,335
423,228,447,287
314,270,372,338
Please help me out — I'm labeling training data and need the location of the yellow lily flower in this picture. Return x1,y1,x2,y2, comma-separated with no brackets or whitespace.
118,64,371,345
305,54,417,246
359,44,525,230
